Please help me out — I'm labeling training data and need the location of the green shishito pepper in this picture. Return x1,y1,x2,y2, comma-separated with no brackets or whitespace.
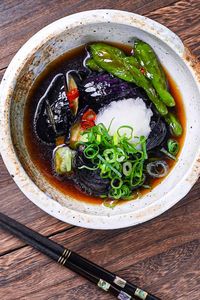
164,112,183,137
86,58,103,72
134,40,175,107
123,56,140,68
90,43,168,116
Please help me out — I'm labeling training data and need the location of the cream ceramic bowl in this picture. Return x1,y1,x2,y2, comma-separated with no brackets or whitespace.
0,10,200,229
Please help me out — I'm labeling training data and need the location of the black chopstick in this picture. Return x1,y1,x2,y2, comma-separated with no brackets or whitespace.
0,216,135,300
1,219,129,299
0,213,160,300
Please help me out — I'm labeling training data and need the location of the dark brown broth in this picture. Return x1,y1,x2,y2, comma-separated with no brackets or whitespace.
24,43,186,205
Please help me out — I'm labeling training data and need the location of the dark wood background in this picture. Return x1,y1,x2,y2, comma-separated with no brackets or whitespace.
0,1,199,299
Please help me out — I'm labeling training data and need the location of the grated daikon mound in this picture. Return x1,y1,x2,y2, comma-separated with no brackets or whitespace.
95,98,153,144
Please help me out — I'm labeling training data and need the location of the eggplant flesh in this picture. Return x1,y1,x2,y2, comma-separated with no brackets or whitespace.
72,147,110,196
34,74,73,144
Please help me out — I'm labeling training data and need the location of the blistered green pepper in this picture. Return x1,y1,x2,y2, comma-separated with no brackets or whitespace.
92,43,126,58
88,44,126,72
90,43,168,115
122,56,140,68
90,43,134,82
123,58,168,115
164,112,183,136
134,40,175,107
86,58,103,72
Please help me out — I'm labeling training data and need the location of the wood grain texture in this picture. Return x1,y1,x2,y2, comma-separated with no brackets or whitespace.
0,195,200,299
0,68,6,82
0,0,177,69
0,157,73,255
147,0,200,58
0,0,200,299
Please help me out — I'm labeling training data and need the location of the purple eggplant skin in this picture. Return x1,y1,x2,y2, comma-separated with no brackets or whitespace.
72,146,110,196
79,72,149,111
34,74,74,145
146,118,168,150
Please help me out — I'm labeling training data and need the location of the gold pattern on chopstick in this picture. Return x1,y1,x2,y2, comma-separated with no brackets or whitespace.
58,249,65,263
62,250,72,265
58,249,71,265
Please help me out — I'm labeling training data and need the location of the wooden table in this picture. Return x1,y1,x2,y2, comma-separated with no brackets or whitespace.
0,1,199,299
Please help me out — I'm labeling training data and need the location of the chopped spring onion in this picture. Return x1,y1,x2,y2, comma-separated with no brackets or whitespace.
111,178,123,189
78,165,99,171
167,139,179,156
116,148,126,162
103,149,117,163
84,144,99,159
97,154,122,178
79,123,148,200
160,147,177,161
140,136,148,159
108,188,122,199
96,134,101,143
121,185,132,198
123,161,132,176
108,117,115,132
130,173,145,187
117,125,134,140
146,160,169,178
113,132,119,145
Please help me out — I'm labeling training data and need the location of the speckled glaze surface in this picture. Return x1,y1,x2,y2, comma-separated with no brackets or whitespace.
0,10,200,229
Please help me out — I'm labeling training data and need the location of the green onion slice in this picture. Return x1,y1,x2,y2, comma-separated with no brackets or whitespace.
97,154,122,178
78,165,98,171
117,125,134,140
167,139,179,156
111,178,123,189
108,188,122,199
160,147,177,161
123,161,132,176
84,144,99,159
103,149,117,163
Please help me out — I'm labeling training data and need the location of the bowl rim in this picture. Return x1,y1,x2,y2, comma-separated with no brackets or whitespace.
0,9,200,229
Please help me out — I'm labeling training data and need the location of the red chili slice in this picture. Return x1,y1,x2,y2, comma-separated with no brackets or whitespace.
82,109,96,122
140,67,146,75
81,120,95,130
67,88,79,102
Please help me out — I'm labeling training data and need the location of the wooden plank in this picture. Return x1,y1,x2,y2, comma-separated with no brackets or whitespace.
147,0,200,58
0,0,199,71
0,0,199,254
0,0,200,299
0,194,199,299
0,0,178,69
0,156,73,255
0,68,6,80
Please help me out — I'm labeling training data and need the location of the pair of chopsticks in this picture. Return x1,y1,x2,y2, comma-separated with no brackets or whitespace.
0,212,160,300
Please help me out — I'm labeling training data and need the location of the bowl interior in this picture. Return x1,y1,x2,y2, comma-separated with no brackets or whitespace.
2,11,200,228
